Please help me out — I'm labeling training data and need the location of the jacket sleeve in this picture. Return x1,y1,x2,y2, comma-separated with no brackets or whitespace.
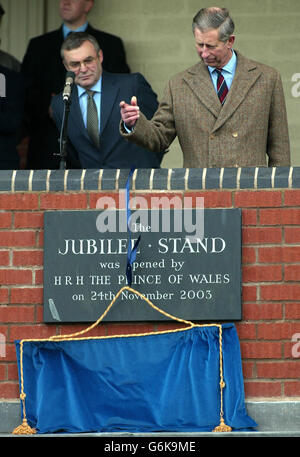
120,78,177,153
267,72,291,166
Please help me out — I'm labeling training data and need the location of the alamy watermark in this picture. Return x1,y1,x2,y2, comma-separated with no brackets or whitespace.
0,73,5,98
291,333,300,358
95,191,204,242
0,333,5,358
291,73,300,98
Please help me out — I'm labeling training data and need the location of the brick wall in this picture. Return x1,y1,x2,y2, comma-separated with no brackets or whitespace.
0,167,300,401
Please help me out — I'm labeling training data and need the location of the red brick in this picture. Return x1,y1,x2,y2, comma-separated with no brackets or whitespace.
258,246,300,263
40,193,88,209
235,322,256,339
240,342,282,359
0,288,9,304
0,251,9,266
235,191,282,208
242,209,257,226
0,231,36,247
34,269,44,285
242,361,255,379
10,288,43,305
56,324,106,338
284,381,300,396
0,269,32,285
90,192,125,209
184,191,232,208
242,247,256,264
9,324,55,342
260,208,300,225
244,381,281,398
106,323,155,336
0,365,5,381
0,193,39,210
14,212,44,229
13,250,43,267
243,227,282,244
257,322,300,340
257,361,300,378
285,265,300,281
0,305,35,322
261,284,300,301
284,341,300,359
284,189,300,206
243,265,282,282
0,212,12,228
37,230,44,248
242,285,257,301
243,303,283,320
7,363,19,381
283,247,300,262
0,382,19,399
285,227,300,244
2,344,18,362
285,303,300,319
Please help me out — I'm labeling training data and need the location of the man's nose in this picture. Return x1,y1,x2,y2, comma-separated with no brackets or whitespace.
201,46,210,58
79,62,89,71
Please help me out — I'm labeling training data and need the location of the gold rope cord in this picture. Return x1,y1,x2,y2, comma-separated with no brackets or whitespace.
13,286,231,434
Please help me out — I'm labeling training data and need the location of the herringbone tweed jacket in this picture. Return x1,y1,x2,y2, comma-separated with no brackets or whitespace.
121,51,290,168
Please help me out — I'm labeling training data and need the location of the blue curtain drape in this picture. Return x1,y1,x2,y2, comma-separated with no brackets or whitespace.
15,323,256,434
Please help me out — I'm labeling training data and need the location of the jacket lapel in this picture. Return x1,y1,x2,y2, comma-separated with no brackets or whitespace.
211,51,262,132
100,72,119,136
183,63,222,118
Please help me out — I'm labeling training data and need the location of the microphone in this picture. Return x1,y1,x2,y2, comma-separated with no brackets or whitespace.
62,71,75,102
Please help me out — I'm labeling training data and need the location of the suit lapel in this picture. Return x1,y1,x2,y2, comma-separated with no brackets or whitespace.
100,72,119,136
211,51,262,132
183,63,222,118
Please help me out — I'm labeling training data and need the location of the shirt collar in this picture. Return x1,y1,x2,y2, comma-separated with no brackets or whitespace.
77,75,102,98
63,22,88,39
207,50,237,76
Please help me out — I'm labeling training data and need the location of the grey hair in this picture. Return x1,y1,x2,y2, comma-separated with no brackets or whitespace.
61,32,101,59
192,7,235,42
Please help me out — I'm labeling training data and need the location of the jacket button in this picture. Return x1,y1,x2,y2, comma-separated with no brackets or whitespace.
210,134,215,139
232,132,238,138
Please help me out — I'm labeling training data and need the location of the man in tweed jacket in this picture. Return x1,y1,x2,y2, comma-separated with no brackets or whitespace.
120,7,290,168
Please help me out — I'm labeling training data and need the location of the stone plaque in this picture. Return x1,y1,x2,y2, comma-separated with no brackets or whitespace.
43,208,242,322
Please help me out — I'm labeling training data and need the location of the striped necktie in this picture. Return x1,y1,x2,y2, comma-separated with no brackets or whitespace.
86,90,99,148
215,69,228,105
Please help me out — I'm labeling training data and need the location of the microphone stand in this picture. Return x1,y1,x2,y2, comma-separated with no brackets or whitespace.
59,97,71,170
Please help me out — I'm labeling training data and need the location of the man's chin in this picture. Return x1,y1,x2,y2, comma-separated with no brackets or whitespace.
203,59,217,67
77,78,94,88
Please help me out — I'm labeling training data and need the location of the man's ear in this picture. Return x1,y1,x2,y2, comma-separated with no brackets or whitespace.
98,50,104,64
227,35,235,49
85,0,94,14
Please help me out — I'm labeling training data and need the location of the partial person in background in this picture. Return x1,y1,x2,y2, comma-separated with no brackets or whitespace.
0,65,24,169
0,3,21,71
120,7,290,168
21,0,130,169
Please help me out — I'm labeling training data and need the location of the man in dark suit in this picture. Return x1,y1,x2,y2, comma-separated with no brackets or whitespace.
51,32,162,169
21,0,130,170
0,65,24,169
